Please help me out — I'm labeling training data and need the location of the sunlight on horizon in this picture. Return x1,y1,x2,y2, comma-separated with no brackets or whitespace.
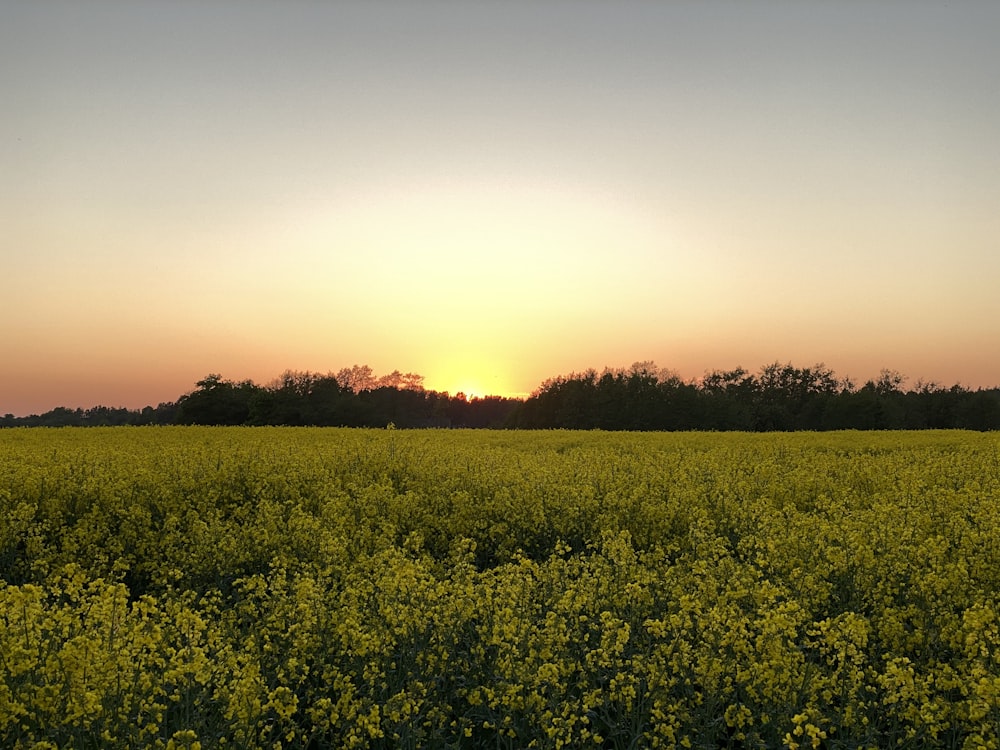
2,2,998,416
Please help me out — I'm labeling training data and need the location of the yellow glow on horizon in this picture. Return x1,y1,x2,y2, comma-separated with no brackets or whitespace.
424,375,501,400
419,351,521,400
3,1,999,418
455,384,485,400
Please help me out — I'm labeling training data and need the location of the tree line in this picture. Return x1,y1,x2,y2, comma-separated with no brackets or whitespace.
517,361,1000,431
3,361,999,430
1,366,520,429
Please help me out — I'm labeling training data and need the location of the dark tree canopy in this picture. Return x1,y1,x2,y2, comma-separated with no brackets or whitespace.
3,362,998,430
514,362,1000,432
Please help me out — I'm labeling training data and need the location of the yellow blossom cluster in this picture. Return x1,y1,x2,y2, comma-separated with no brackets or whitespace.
1,426,1000,748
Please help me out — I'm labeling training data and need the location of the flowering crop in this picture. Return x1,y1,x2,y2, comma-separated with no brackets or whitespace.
1,427,1000,748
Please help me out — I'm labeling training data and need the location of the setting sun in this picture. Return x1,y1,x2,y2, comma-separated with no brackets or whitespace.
423,356,515,400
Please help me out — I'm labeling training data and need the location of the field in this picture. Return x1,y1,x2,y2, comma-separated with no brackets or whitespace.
2,427,1000,749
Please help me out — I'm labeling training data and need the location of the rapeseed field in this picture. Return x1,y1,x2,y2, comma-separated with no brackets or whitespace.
1,427,999,748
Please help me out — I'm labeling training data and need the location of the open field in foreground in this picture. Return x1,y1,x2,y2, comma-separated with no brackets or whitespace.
2,427,1000,749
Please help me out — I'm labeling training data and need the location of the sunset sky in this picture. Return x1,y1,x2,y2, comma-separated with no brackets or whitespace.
3,1,999,415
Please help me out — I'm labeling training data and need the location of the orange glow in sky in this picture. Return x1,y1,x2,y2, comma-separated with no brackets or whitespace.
2,2,999,416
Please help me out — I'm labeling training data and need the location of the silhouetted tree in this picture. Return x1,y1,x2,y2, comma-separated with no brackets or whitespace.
175,374,259,425
335,364,377,393
5,361,999,431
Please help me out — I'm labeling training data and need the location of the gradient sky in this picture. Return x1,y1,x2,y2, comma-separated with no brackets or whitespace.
3,1,999,415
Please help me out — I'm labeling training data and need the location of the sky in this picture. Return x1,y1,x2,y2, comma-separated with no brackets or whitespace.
2,1,999,415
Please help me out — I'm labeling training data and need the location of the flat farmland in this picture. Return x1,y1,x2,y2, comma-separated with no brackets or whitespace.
2,427,999,749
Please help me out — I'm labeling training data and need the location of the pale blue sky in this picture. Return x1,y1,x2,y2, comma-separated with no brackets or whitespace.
2,1,998,413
